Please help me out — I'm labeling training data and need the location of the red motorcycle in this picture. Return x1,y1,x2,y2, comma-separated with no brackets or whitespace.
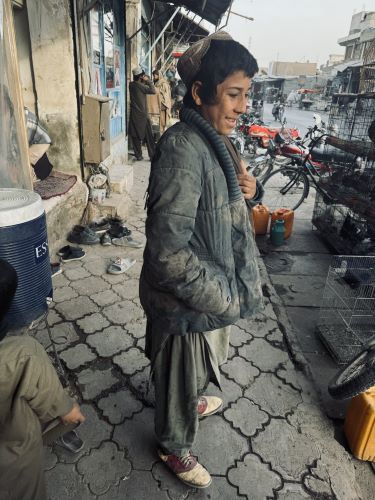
247,122,301,149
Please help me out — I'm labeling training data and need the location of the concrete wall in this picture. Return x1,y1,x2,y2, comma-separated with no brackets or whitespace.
126,0,141,86
26,0,81,175
269,61,318,78
13,6,36,112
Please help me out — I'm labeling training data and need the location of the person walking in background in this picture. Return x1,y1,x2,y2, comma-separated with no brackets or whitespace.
128,66,156,161
153,69,172,134
0,259,85,500
140,31,262,489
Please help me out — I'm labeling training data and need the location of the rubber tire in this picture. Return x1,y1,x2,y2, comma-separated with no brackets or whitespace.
261,167,309,211
328,344,375,400
250,158,274,180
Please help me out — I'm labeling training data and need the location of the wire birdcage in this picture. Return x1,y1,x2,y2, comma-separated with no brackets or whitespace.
360,39,375,93
317,255,375,364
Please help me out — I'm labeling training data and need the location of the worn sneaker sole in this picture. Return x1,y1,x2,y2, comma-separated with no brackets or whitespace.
61,254,85,262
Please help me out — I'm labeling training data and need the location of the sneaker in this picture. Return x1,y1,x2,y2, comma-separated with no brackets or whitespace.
60,246,86,262
108,225,132,238
67,225,100,245
100,232,112,246
51,262,62,277
56,430,84,454
158,450,212,489
57,245,71,257
112,235,143,248
89,219,110,234
197,396,223,419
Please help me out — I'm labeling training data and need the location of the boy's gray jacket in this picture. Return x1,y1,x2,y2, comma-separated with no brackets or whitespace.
140,121,263,335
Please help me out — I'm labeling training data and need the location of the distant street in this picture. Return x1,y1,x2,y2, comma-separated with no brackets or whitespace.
263,102,329,137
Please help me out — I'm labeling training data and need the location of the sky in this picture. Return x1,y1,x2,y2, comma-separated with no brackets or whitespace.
223,0,373,68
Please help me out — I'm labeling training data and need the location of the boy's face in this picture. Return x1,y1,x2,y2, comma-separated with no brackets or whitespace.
199,71,251,136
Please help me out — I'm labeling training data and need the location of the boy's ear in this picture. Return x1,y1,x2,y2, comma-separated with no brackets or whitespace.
191,81,203,106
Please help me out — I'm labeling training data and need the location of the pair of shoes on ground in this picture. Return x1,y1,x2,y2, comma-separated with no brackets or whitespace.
56,430,84,454
67,225,100,245
57,245,86,262
88,217,130,236
159,396,222,489
107,256,136,275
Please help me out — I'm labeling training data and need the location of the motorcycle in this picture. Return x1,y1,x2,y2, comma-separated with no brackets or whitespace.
230,113,264,156
248,119,300,149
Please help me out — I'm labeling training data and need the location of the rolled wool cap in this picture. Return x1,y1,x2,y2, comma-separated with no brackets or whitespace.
177,31,233,87
132,66,143,77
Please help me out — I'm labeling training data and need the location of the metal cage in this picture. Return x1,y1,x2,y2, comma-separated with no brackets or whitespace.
317,255,375,364
312,92,375,254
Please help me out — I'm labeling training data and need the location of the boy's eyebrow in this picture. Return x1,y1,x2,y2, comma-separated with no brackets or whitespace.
226,86,252,91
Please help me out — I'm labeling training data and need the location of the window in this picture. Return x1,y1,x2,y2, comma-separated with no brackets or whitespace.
87,0,125,138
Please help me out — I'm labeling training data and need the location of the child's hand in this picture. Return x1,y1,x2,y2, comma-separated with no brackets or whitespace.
61,403,85,425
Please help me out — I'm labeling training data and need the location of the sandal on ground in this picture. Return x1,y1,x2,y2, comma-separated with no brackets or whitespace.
107,257,136,275
158,449,212,489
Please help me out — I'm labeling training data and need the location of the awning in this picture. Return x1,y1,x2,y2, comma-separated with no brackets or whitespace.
333,59,363,75
156,0,232,26
173,10,209,40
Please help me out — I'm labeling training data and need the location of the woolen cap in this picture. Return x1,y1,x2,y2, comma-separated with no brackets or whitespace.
177,31,233,87
132,66,143,77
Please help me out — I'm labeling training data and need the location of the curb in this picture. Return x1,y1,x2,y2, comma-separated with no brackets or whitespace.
256,256,313,376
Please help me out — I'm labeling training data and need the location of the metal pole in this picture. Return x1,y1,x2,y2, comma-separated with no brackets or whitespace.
154,11,192,68
161,17,202,73
230,11,254,22
140,7,180,66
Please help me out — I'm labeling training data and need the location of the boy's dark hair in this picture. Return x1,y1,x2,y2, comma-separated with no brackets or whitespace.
183,39,258,108
0,259,18,320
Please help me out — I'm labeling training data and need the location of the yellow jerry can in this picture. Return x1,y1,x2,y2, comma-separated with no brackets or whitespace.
344,386,375,461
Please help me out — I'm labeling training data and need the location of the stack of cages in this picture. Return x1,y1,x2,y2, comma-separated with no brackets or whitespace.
317,255,375,364
312,91,375,255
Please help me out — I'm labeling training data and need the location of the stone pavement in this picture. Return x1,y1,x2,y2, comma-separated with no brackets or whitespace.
34,160,372,499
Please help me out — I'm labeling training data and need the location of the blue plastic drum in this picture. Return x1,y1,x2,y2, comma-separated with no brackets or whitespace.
0,189,52,328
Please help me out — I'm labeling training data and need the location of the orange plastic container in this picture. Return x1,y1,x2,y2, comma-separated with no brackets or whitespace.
271,208,294,239
344,386,375,461
252,203,270,235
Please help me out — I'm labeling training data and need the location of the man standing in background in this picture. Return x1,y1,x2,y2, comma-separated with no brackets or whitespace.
153,69,172,134
128,67,156,161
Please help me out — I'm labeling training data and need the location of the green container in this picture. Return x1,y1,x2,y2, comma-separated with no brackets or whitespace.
271,219,285,246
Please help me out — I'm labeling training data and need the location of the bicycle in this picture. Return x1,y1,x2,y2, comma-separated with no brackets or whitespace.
328,336,375,399
260,134,334,211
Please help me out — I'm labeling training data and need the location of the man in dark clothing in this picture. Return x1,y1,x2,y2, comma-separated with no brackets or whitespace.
128,66,156,161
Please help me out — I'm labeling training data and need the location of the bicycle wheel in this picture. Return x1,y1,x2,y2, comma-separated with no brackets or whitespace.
328,341,375,400
250,157,274,180
261,167,309,211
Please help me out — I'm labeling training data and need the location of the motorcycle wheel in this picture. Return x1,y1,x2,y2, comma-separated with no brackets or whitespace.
328,340,375,400
261,167,309,211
